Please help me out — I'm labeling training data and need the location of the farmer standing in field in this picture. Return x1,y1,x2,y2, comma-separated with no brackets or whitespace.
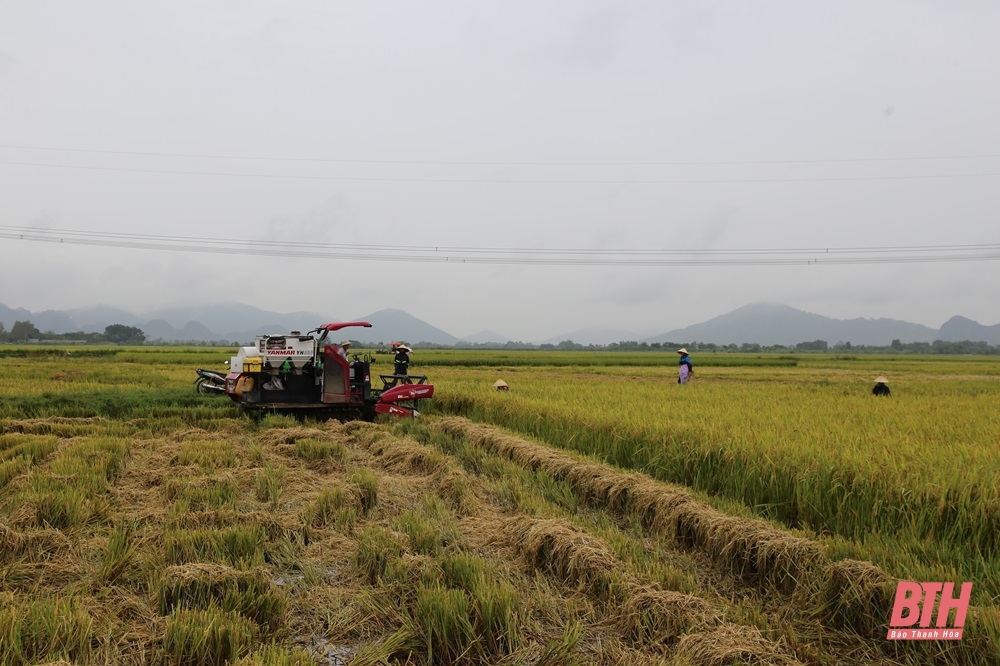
393,344,412,385
677,348,693,384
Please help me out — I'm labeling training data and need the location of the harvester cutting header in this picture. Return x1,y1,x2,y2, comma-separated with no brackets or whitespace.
224,322,432,420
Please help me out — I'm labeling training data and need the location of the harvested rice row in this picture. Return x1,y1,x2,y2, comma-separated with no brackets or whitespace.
512,516,741,651
349,422,804,663
435,416,825,592
431,416,1000,665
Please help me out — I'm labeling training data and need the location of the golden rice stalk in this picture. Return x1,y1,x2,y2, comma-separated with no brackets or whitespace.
616,584,722,645
811,558,894,639
366,439,450,476
512,517,621,600
256,427,334,448
674,623,805,666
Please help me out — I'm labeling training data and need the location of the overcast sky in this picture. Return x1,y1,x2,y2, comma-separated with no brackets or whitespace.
2,1,998,341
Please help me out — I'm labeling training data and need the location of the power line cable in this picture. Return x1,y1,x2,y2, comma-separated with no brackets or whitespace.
2,160,998,184
2,226,999,266
2,225,998,256
2,143,999,166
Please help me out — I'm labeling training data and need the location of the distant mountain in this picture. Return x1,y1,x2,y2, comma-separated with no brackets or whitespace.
352,308,460,346
212,308,460,347
4,305,141,334
142,319,189,342
460,331,512,344
65,305,145,333
0,302,34,328
0,301,460,344
2,299,998,347
144,303,327,338
143,319,220,343
937,316,1000,345
646,302,940,346
32,309,79,333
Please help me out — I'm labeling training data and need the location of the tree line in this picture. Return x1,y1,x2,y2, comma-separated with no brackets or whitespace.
447,338,1000,355
0,321,147,345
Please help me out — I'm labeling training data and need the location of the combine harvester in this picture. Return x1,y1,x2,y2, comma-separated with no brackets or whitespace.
224,322,433,420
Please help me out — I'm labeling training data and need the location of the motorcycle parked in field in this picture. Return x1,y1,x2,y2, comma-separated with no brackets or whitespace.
194,367,228,395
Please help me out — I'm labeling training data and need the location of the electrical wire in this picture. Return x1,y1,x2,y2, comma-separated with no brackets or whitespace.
2,225,999,256
2,143,999,166
2,225,998,266
2,160,998,184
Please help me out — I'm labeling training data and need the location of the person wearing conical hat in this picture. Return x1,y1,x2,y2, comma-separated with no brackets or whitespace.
494,379,509,392
388,344,412,387
872,375,890,397
677,348,693,385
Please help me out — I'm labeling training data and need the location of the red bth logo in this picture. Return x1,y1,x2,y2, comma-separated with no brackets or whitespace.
887,582,972,640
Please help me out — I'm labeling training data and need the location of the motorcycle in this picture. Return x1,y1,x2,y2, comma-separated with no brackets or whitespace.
194,366,228,395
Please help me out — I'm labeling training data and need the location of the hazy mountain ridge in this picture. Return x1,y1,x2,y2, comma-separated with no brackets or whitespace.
2,300,999,346
938,316,1000,344
351,309,461,346
459,330,513,344
646,303,948,347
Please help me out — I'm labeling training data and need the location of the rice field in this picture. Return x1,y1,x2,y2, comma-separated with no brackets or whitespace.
0,346,997,664
425,352,1000,599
